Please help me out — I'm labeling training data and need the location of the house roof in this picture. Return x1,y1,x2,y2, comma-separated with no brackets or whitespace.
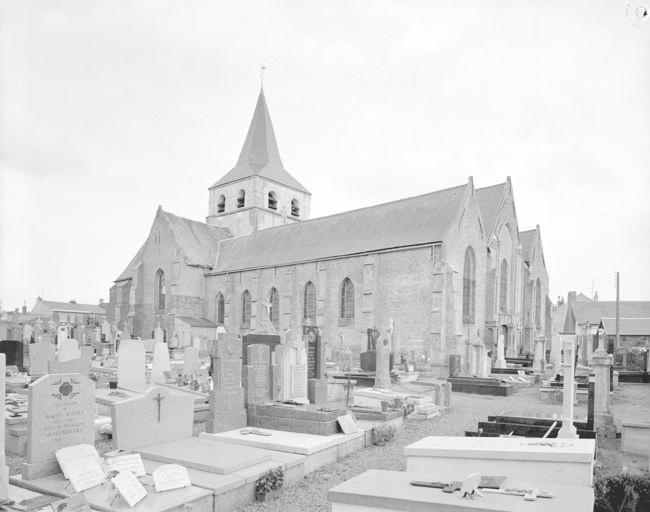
601,318,650,336
476,183,506,234
213,182,468,273
519,229,536,263
576,293,593,302
115,208,231,282
175,316,219,328
210,88,310,194
33,300,106,315
573,301,650,326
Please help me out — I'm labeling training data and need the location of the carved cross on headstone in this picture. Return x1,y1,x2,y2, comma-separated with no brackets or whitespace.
153,392,165,423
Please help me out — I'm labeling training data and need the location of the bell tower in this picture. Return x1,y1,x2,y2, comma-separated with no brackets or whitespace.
206,88,311,237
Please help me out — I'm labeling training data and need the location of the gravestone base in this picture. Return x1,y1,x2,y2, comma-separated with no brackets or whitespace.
21,459,60,481
209,389,247,433
246,403,346,436
595,413,616,439
308,379,328,405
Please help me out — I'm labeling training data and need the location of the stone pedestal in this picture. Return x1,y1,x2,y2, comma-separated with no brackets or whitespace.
592,348,616,439
558,336,578,439
308,378,328,405
495,335,507,369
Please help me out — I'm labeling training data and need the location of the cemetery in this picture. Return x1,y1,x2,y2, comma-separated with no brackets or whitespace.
0,326,648,512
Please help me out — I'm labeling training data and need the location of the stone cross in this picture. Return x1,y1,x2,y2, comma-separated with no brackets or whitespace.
557,335,578,439
153,392,165,423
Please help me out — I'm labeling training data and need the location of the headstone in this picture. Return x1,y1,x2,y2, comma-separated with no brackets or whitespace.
58,338,81,362
153,323,165,344
101,320,111,342
23,324,34,343
56,326,68,345
74,326,85,347
48,358,90,377
241,333,281,366
151,342,172,385
29,342,56,375
94,327,101,343
208,334,247,433
112,387,193,451
182,347,200,375
303,326,324,379
0,354,9,496
558,335,578,439
592,347,616,438
117,339,146,392
495,334,507,368
334,347,353,372
533,335,546,373
0,340,24,369
291,340,309,403
22,373,95,480
80,346,94,361
375,335,391,389
242,344,271,404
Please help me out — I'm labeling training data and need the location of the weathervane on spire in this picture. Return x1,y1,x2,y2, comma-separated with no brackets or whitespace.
260,65,266,88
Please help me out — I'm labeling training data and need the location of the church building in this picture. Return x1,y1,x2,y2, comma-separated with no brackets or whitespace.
108,88,551,369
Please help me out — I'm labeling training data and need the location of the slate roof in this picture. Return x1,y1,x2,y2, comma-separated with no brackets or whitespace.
572,301,650,326
175,316,219,328
115,208,231,282
210,89,310,194
601,318,650,336
519,229,536,263
213,183,468,273
33,300,106,315
475,182,506,233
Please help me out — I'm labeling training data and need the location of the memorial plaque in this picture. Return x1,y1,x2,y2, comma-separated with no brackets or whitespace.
23,373,95,479
291,364,308,399
303,326,321,380
242,333,281,366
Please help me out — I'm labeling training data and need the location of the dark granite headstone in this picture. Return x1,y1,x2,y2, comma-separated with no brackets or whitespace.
242,344,271,404
0,340,24,370
303,326,324,379
360,350,394,373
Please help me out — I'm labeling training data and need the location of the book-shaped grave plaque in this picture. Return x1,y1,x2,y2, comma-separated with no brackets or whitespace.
111,470,148,507
152,464,191,492
55,444,106,492
106,453,146,477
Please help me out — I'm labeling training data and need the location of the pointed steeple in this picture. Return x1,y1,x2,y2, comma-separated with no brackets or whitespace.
210,88,309,194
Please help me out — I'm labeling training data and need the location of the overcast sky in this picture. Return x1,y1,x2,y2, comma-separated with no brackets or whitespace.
1,0,649,311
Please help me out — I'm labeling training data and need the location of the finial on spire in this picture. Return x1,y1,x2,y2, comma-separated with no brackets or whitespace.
259,65,266,88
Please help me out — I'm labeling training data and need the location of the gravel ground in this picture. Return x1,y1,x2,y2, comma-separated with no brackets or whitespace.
6,381,649,511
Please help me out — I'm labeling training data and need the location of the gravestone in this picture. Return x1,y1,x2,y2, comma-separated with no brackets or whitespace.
151,342,172,385
29,342,56,375
74,325,85,347
1,354,9,496
23,324,34,343
117,339,146,392
242,344,271,404
112,387,193,451
303,326,324,379
56,326,67,345
533,335,546,373
495,334,507,368
209,334,247,433
334,347,353,372
241,333,281,366
153,323,165,344
101,320,111,342
48,357,89,377
592,348,615,438
183,347,200,375
291,340,309,403
22,373,95,480
80,345,94,361
0,340,24,370
558,335,578,439
58,338,81,362
375,335,391,389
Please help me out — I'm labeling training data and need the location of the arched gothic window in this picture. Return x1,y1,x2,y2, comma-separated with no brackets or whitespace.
462,246,476,323
269,288,280,329
268,191,278,210
241,290,251,327
291,198,300,217
155,269,165,310
217,195,225,213
237,189,246,208
499,259,509,313
340,278,355,320
535,278,542,327
303,281,316,322
216,293,225,325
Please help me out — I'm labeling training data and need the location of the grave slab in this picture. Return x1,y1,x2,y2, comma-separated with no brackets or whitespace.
621,421,650,456
328,469,594,512
138,437,273,475
404,436,595,487
200,428,365,455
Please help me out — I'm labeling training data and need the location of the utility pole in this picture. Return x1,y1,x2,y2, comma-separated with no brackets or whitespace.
616,271,624,368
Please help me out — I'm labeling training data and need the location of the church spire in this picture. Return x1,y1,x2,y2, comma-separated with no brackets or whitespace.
235,87,283,170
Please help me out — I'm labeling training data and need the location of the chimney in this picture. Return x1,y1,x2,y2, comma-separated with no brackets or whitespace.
22,306,27,314
567,291,577,307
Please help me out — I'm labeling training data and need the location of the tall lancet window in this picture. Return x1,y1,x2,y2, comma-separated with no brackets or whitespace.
269,288,280,329
217,195,225,213
268,191,278,210
535,278,542,327
155,269,165,310
340,278,355,320
216,293,225,325
462,246,476,323
303,281,316,323
499,259,509,313
241,290,251,327
291,199,300,217
237,189,246,208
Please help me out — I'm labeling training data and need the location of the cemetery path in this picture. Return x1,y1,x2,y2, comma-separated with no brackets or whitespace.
234,383,650,511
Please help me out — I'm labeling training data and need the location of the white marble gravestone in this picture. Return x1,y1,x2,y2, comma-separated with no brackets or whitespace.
375,335,391,389
117,339,146,393
22,373,95,480
29,342,56,375
151,342,172,385
112,387,194,451
56,326,68,345
495,334,507,368
58,338,81,362
183,347,200,375
153,324,165,344
558,335,578,439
